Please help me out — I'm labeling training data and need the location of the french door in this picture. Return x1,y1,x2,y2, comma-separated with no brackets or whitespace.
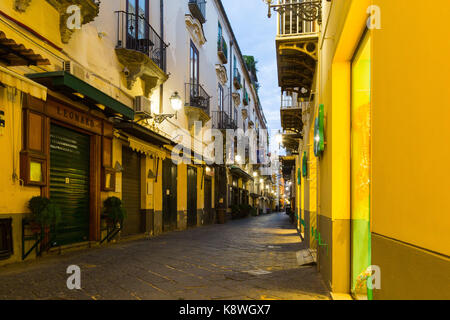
126,0,150,52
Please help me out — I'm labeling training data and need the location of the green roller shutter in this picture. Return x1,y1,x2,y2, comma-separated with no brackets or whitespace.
50,124,90,246
121,147,142,236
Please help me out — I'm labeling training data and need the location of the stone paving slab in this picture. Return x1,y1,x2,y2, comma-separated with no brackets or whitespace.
0,213,330,300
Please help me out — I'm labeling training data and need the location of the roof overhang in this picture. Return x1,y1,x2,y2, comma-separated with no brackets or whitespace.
26,71,134,120
0,31,50,66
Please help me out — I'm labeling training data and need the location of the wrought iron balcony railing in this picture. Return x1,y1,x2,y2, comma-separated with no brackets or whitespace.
212,111,237,130
189,0,207,24
185,83,211,114
243,88,249,106
233,68,242,89
217,36,228,64
115,10,168,72
276,0,320,36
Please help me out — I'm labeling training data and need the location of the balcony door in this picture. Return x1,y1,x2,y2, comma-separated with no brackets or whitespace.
127,0,150,53
190,41,200,97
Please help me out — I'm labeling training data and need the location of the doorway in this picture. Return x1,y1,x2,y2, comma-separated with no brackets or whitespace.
162,158,177,232
50,124,90,246
121,147,142,236
187,166,198,228
204,177,212,224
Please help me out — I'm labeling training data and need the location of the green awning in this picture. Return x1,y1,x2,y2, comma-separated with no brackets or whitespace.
229,165,253,181
26,71,134,120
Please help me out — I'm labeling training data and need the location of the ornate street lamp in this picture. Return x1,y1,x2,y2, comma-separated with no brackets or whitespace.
153,92,183,124
262,0,323,22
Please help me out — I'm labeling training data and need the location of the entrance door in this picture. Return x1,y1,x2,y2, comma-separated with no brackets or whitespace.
122,147,142,236
351,31,372,300
187,166,197,228
162,158,177,231
204,178,212,224
50,124,90,246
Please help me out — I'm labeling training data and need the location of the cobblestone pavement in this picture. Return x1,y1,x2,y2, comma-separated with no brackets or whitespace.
0,213,330,300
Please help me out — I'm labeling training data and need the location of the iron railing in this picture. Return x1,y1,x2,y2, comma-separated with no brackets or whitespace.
233,68,242,89
212,111,237,130
189,0,207,24
185,83,211,113
115,10,168,72
217,35,228,63
277,0,320,36
243,88,249,106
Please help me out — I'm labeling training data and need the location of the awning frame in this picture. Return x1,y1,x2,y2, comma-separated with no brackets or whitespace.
26,71,134,120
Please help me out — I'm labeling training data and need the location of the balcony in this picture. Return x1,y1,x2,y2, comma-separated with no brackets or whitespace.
217,36,228,64
212,111,237,130
243,89,249,106
185,83,211,126
115,11,169,96
188,0,207,24
280,94,308,136
233,69,242,89
276,0,320,99
282,130,302,153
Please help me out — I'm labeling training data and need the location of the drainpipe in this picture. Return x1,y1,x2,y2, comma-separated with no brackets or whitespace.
229,41,233,118
159,0,164,113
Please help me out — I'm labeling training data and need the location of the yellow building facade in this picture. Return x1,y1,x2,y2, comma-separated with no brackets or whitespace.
276,0,450,299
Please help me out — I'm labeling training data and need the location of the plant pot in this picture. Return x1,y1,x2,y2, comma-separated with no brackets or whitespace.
216,208,226,224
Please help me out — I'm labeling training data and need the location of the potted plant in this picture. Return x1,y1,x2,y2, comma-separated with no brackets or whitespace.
27,196,61,235
239,204,251,218
250,206,258,217
231,204,241,220
103,196,127,228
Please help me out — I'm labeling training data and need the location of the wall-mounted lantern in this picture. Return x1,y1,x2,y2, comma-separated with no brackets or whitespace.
153,92,183,124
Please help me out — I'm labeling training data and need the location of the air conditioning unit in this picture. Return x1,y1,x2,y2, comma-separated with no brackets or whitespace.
63,61,86,81
134,96,152,116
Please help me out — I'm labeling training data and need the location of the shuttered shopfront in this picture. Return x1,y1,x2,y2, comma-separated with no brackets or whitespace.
50,124,90,245
121,147,142,236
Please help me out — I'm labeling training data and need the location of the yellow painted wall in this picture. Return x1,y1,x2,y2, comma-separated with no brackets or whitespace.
1,0,63,48
178,163,187,213
0,87,41,265
314,0,371,293
371,0,450,256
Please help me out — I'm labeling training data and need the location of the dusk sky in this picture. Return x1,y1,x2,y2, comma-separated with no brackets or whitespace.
222,0,282,152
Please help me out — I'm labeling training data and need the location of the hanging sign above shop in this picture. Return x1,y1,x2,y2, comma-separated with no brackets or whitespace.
314,104,325,157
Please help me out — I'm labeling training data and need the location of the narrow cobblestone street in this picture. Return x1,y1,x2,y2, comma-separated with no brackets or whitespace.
0,213,330,300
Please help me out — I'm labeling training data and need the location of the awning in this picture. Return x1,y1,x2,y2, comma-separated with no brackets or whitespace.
128,136,167,160
164,144,206,165
0,65,47,100
0,31,50,66
229,165,253,181
25,71,134,120
116,121,173,147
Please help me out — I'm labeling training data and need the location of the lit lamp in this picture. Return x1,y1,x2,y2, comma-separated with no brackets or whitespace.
154,92,183,124
235,154,242,164
276,130,283,149
170,91,183,112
